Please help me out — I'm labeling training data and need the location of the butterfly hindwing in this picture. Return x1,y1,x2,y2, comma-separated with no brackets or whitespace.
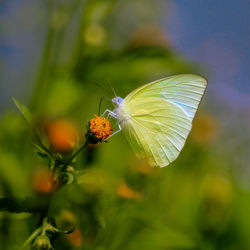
121,97,191,167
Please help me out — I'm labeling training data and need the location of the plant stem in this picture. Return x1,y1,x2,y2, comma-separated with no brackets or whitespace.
66,141,89,165
20,226,42,249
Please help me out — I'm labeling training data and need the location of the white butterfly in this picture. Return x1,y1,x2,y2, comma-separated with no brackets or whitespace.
102,74,207,167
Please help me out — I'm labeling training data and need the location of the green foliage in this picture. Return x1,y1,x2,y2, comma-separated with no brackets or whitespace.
0,0,249,250
12,98,32,124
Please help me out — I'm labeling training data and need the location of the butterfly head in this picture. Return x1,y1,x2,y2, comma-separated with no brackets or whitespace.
112,97,124,107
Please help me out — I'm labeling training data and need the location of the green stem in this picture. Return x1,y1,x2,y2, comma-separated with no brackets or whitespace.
20,226,42,249
66,141,89,165
41,217,48,235
34,129,51,156
50,157,56,172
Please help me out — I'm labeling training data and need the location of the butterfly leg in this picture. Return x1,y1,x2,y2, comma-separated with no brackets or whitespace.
100,109,121,140
101,109,117,119
108,126,121,138
112,123,122,136
104,122,121,141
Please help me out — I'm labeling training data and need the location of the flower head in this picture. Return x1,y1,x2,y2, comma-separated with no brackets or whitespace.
66,227,83,248
32,167,56,194
45,119,79,152
191,113,219,144
117,182,141,200
87,115,112,143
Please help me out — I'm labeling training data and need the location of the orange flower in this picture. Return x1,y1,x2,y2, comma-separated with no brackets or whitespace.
129,25,169,49
90,115,112,141
67,227,83,248
32,167,55,194
130,157,156,176
117,182,141,200
191,113,219,144
59,210,77,225
45,119,79,152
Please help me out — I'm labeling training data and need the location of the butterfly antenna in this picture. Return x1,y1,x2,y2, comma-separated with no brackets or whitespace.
98,97,104,116
107,81,117,97
92,81,112,97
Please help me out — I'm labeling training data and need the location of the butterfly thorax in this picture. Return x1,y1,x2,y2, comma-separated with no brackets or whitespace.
112,96,130,123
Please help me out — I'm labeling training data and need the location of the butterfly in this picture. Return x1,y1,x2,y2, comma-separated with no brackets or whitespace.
102,74,207,167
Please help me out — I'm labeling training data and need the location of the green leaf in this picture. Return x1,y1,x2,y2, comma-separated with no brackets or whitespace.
12,97,32,123
97,214,106,229
76,170,104,185
33,143,50,159
0,153,28,195
0,197,24,213
0,196,51,213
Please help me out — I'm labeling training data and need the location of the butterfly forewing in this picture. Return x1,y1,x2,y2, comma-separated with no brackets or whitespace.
123,74,207,120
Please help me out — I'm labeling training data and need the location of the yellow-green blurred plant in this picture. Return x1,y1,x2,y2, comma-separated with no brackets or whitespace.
7,98,114,249
1,1,249,250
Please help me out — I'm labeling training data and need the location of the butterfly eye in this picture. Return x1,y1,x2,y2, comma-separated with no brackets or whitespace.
117,97,123,104
112,97,123,106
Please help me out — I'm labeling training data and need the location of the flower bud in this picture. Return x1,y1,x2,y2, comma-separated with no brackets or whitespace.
33,235,52,250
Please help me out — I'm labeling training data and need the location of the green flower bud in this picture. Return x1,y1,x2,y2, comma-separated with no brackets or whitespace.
33,235,53,250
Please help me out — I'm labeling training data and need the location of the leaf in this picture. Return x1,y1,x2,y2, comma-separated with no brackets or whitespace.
0,197,24,213
47,224,75,234
97,214,106,229
0,196,51,213
76,170,104,185
12,97,32,123
33,143,50,159
0,153,28,195
75,169,106,193
12,98,52,157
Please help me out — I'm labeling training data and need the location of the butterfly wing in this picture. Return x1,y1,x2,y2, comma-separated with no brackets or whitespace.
119,74,207,167
123,74,207,120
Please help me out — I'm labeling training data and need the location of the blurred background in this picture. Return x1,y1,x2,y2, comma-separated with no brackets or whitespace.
0,0,250,249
